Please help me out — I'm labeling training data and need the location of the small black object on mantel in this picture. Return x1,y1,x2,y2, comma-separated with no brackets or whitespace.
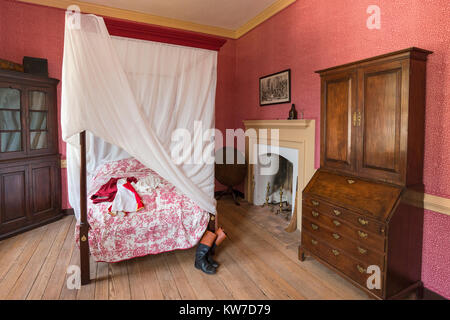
23,56,48,77
288,103,298,120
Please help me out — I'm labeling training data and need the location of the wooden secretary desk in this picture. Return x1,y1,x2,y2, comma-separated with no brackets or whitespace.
0,69,62,240
299,48,432,299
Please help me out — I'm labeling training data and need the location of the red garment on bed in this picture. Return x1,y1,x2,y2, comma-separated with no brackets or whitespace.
90,177,137,204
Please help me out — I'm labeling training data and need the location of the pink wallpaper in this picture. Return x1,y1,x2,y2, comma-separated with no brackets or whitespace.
228,0,450,298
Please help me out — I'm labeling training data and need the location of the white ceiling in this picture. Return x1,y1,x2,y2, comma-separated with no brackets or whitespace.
83,0,279,30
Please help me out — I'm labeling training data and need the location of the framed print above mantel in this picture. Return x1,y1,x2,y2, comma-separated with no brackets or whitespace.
259,69,291,106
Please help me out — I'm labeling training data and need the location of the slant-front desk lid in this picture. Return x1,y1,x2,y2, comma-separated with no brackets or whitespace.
304,170,403,222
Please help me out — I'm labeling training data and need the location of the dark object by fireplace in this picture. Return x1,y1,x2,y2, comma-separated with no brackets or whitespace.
215,147,247,205
288,104,298,119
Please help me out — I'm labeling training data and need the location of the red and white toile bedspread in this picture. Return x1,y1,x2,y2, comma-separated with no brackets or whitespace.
75,158,209,263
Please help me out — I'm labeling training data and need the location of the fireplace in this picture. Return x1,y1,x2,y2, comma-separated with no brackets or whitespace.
253,146,299,219
244,120,316,231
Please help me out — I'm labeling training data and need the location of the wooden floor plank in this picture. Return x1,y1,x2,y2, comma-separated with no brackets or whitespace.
127,257,147,300
218,233,305,300
213,244,268,300
27,216,73,300
108,261,131,300
41,218,77,300
76,255,98,300
153,253,181,300
0,230,37,282
165,251,197,300
175,248,217,300
0,225,48,299
7,218,65,299
94,262,109,300
136,255,164,300
59,241,80,300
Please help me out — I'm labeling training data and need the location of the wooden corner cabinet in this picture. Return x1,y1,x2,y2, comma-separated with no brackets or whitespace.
299,48,432,299
0,69,62,240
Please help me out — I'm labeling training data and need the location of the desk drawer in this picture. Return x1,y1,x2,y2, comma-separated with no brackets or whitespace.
303,206,386,254
302,231,383,297
302,215,385,269
303,195,386,236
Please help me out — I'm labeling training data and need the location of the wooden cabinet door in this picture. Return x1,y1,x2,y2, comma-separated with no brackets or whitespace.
0,165,30,235
26,86,58,156
321,71,357,174
30,160,61,222
356,60,409,184
0,83,27,160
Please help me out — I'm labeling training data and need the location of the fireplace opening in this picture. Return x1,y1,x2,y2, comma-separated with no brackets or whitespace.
253,150,298,221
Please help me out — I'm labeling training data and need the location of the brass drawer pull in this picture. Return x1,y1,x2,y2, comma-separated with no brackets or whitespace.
358,218,369,226
332,249,340,256
311,239,318,245
81,235,87,242
333,220,341,227
311,211,319,217
311,200,319,206
357,265,367,273
357,246,368,255
333,209,341,216
358,230,368,239
311,224,319,231
332,233,341,240
347,179,356,185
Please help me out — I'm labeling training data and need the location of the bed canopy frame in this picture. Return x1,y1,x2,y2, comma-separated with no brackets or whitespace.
67,16,225,285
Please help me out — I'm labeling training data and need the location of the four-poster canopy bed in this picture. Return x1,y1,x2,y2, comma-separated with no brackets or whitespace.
62,13,225,285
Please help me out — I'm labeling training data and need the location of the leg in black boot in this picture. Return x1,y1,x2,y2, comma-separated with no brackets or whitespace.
206,228,227,269
207,244,219,268
195,231,217,275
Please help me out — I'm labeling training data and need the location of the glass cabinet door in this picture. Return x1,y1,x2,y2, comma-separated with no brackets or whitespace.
29,90,49,150
0,87,22,153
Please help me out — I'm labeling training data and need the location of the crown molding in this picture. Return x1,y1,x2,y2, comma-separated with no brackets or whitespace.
17,0,297,39
17,0,235,38
235,0,296,38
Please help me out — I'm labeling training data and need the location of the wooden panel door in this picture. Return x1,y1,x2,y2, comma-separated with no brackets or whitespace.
26,86,58,156
30,160,60,221
0,165,30,235
321,71,357,174
0,84,27,160
356,60,409,184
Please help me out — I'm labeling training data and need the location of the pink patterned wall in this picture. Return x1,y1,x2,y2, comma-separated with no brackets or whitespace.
230,0,450,298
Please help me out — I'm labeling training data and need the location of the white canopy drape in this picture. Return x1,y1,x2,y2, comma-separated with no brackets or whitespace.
62,13,217,219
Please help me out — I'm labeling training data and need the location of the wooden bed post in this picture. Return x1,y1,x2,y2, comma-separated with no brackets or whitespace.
79,131,90,285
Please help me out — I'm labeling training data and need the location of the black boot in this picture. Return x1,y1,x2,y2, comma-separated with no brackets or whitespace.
207,228,227,268
207,244,219,268
195,243,216,274
195,231,217,275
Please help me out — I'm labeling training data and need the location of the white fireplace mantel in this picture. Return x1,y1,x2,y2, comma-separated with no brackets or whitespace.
243,119,316,231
